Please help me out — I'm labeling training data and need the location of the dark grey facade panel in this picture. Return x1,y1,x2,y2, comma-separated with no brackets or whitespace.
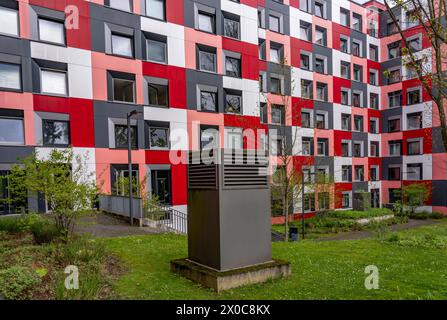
381,107,402,133
186,69,224,111
0,146,34,163
381,156,403,180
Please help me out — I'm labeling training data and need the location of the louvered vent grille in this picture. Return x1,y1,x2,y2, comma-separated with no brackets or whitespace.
223,150,268,189
188,164,218,189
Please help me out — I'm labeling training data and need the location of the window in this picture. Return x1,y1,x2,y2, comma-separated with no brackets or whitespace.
271,105,285,125
341,61,350,79
352,13,362,31
301,80,313,99
111,34,133,57
370,70,378,86
407,163,422,180
407,112,422,130
149,126,169,149
407,139,422,155
408,36,421,52
200,90,217,112
342,192,351,208
317,138,328,155
259,103,267,124
38,18,65,45
225,55,241,78
353,142,362,157
354,115,363,132
315,57,326,74
223,14,240,40
354,166,364,181
340,8,350,27
304,193,315,212
0,6,19,37
270,42,283,64
225,127,243,149
269,14,281,33
342,166,351,182
369,21,378,37
340,36,349,54
389,140,402,156
370,118,378,133
147,38,167,63
388,41,401,59
259,72,265,92
316,83,327,101
112,165,139,196
370,93,379,110
387,19,399,35
148,82,169,107
225,91,242,114
42,120,70,146
301,111,311,128
200,127,219,149
151,169,171,204
300,22,312,41
388,69,401,84
0,117,24,145
341,89,350,105
342,140,351,157
197,9,215,33
301,53,310,70
198,47,216,72
257,7,265,29
146,0,165,20
352,92,362,108
315,27,326,46
300,0,311,12
41,69,67,96
302,137,312,155
388,166,401,180
388,118,401,132
259,40,266,60
109,0,132,12
315,0,326,19
352,41,361,57
370,167,379,181
270,76,282,94
389,188,401,203
370,141,379,157
406,9,419,28
316,113,326,129
407,88,421,105
0,63,21,90
353,64,362,82
388,90,402,108
369,45,378,61
318,192,329,210
113,77,134,103
341,114,351,131
115,125,137,149
274,137,283,155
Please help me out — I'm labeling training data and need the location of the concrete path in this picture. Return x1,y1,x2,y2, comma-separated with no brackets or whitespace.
74,212,161,238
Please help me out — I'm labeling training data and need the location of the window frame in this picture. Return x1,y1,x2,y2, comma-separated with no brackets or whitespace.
42,119,71,147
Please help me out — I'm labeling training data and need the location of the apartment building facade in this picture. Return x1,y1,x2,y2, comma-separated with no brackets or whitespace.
0,0,446,216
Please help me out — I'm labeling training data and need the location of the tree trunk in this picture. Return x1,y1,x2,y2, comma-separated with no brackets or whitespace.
283,195,288,242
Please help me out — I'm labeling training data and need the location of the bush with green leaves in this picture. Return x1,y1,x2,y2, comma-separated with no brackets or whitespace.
326,208,393,220
30,220,61,245
0,266,41,300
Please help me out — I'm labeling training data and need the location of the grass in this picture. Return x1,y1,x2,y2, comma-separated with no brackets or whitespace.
105,220,447,300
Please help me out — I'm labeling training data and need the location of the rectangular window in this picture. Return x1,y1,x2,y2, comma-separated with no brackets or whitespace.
146,0,165,20
38,18,65,45
316,113,326,129
370,70,378,86
341,89,350,105
352,13,362,31
370,141,379,157
388,118,401,132
318,192,329,210
352,41,361,57
315,27,326,46
407,163,422,180
113,77,135,103
370,167,378,181
315,57,325,74
200,90,217,112
388,166,401,180
407,112,422,130
369,44,378,61
0,7,19,37
112,34,133,57
353,64,362,82
407,88,421,105
315,0,326,18
388,69,401,84
341,114,351,131
302,137,312,155
342,166,351,182
259,40,266,60
148,82,169,107
115,125,137,149
388,91,402,108
225,92,242,114
387,20,399,35
300,22,312,41
304,193,315,212
151,169,172,204
225,56,241,78
223,16,240,39
355,166,364,181
301,53,310,70
370,93,379,110
408,36,421,52
341,61,350,79
353,142,362,157
340,36,349,54
42,119,70,146
407,140,421,155
109,0,132,12
41,69,67,96
342,192,351,208
370,118,378,133
342,141,350,157
317,138,328,155
388,41,401,59
389,140,402,156
198,48,216,72
301,80,313,99
271,105,285,125
270,42,283,64
149,126,169,149
270,76,282,94
147,38,167,63
406,10,419,29
301,111,311,128
0,117,24,145
316,83,327,101
200,127,219,149
354,115,363,132
300,0,311,12
260,103,267,123
0,63,21,90
197,10,215,34
269,15,280,33
340,9,350,27
353,92,361,108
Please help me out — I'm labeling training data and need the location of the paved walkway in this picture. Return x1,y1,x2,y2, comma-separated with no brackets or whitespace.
317,219,438,241
74,212,161,238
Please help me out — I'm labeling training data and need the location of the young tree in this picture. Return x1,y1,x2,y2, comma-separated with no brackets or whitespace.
403,183,430,213
384,0,447,152
7,148,98,241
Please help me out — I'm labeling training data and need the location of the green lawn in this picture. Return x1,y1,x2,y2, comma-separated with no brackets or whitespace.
104,221,447,300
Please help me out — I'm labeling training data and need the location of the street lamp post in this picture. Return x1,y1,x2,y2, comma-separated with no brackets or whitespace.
127,110,139,226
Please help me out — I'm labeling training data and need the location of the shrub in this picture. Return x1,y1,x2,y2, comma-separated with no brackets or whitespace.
406,211,445,220
430,212,446,219
0,217,23,234
53,236,107,265
327,208,393,220
0,266,41,299
30,221,61,245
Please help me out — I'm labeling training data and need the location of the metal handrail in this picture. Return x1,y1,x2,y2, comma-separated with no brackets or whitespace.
144,203,187,234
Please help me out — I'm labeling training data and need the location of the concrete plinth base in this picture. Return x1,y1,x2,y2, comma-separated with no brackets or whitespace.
170,258,291,292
